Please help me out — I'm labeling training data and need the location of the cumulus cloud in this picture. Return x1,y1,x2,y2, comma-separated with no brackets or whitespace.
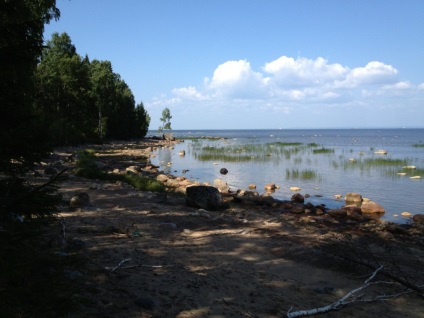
342,61,399,87
205,60,268,98
148,55,423,127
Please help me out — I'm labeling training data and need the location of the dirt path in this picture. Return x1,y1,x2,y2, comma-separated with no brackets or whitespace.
44,140,424,318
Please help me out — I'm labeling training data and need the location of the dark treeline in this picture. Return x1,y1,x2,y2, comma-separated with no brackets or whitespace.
1,0,150,222
35,32,150,145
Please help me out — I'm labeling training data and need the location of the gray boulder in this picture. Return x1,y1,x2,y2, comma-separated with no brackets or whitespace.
186,186,226,210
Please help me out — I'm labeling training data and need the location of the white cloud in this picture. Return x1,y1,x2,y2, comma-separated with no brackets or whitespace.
172,86,207,101
263,56,347,87
147,55,424,128
343,61,399,87
206,60,268,98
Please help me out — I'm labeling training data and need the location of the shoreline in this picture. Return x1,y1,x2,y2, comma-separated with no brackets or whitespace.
33,138,424,317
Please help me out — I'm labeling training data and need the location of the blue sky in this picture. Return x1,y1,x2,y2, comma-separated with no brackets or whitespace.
44,0,424,129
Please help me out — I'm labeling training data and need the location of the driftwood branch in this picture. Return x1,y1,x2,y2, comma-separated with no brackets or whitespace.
108,258,131,275
106,259,180,275
286,266,416,318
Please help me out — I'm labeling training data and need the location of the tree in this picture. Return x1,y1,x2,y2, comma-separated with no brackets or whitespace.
34,32,95,145
0,0,62,220
133,101,150,138
159,107,172,132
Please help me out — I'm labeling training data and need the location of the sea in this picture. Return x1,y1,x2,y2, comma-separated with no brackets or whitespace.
148,129,424,223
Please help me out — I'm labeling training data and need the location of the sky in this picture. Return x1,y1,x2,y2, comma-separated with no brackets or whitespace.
44,0,424,130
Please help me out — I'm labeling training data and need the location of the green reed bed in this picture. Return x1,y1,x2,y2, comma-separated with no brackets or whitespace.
285,168,320,180
191,140,308,162
312,147,335,154
412,143,424,148
362,157,408,167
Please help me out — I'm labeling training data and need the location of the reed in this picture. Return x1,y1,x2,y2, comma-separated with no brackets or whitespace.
312,147,335,154
286,168,319,180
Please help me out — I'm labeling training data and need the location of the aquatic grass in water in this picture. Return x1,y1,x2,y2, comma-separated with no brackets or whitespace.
362,157,408,167
412,143,424,148
312,147,335,154
191,139,307,162
286,168,320,180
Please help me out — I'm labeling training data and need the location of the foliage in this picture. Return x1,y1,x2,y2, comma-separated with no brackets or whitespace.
159,107,172,132
34,33,151,145
0,0,63,222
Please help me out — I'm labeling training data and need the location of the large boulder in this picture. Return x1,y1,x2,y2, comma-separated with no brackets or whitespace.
186,186,226,210
361,201,385,214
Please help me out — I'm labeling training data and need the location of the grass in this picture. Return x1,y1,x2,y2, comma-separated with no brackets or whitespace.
312,147,335,154
412,143,424,148
286,168,320,180
362,157,408,167
75,150,165,192
190,140,308,162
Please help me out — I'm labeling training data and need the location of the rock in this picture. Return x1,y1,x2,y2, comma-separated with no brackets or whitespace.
156,174,168,183
237,189,259,197
291,203,305,214
163,133,175,141
220,168,228,175
213,179,230,193
401,212,412,217
345,192,362,204
186,186,226,210
328,209,347,218
165,178,180,188
361,201,385,214
264,183,276,191
70,192,90,208
290,187,301,191
291,193,304,203
126,165,140,174
413,214,424,224
385,224,410,236
179,150,186,156
248,184,256,189
343,205,362,219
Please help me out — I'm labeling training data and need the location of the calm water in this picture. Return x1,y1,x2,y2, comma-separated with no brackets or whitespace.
149,129,424,223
